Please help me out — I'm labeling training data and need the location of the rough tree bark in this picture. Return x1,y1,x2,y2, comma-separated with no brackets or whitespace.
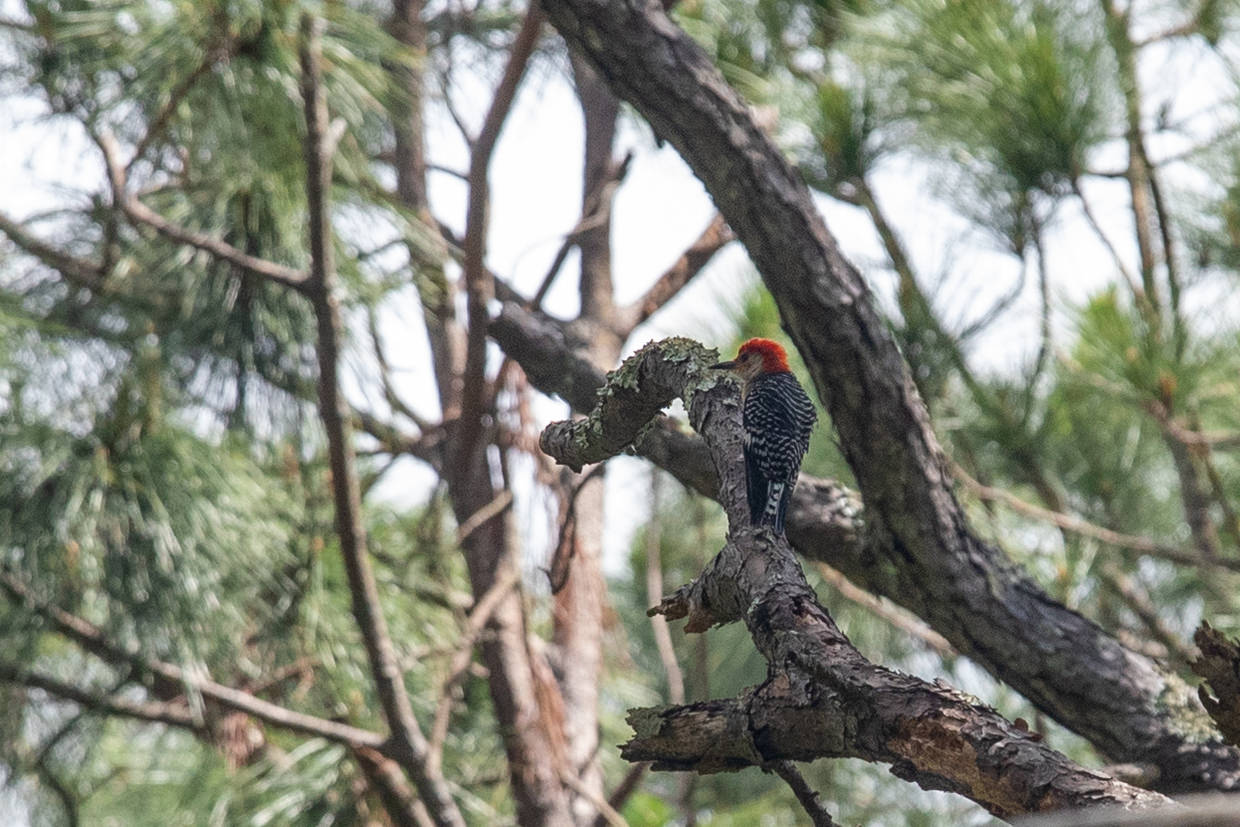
536,338,1173,820
531,0,1240,792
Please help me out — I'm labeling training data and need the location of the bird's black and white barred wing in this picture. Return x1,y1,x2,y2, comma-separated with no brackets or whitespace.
742,372,817,531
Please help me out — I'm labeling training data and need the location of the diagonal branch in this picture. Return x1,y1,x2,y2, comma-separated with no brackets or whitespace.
953,463,1240,574
0,572,384,749
97,132,311,292
128,39,238,172
614,212,734,336
0,210,104,289
538,339,1172,818
298,17,463,826
0,662,197,730
767,761,837,827
426,565,521,770
537,0,1240,793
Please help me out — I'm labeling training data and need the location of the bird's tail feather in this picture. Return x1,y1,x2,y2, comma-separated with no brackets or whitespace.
762,482,786,533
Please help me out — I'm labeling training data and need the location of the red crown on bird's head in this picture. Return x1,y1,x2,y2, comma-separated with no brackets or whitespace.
737,338,791,373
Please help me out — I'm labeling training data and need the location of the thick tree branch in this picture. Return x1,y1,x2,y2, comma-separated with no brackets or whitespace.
539,340,1171,818
1192,623,1240,749
536,0,1240,792
493,300,1240,791
298,18,463,826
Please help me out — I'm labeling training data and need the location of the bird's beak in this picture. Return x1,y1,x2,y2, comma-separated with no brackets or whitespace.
709,360,737,370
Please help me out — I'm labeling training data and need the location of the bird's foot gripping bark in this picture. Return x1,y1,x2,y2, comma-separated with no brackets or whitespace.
538,337,1172,819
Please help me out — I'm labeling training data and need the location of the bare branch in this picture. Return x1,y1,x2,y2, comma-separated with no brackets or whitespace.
646,471,686,704
427,565,521,769
457,5,544,468
367,306,435,432
768,761,837,827
561,770,627,827
298,17,463,826
596,763,648,827
614,212,734,335
540,340,1172,817
0,210,103,289
97,132,311,291
455,490,514,544
812,563,953,657
0,662,197,730
953,463,1240,574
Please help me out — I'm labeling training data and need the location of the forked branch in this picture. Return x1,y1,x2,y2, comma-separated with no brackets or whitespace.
539,339,1172,819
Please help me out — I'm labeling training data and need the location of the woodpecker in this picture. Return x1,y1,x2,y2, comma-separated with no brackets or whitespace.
710,338,816,534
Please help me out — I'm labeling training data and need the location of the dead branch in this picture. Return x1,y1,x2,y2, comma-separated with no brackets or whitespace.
538,339,1172,819
1192,623,1240,749
615,212,734,335
457,4,544,470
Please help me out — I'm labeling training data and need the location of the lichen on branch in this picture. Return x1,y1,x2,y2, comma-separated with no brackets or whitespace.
539,337,730,472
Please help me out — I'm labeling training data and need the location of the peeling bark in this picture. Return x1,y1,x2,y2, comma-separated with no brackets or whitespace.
1193,623,1240,749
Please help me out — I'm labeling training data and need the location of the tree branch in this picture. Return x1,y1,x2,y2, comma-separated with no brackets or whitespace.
0,573,385,749
0,662,197,730
953,463,1240,574
492,298,1240,791
128,39,237,172
0,210,104,289
97,132,311,292
767,761,837,827
614,212,734,336
457,4,543,469
298,17,463,826
536,0,1240,792
539,339,1171,818
427,565,521,770
1192,623,1240,749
